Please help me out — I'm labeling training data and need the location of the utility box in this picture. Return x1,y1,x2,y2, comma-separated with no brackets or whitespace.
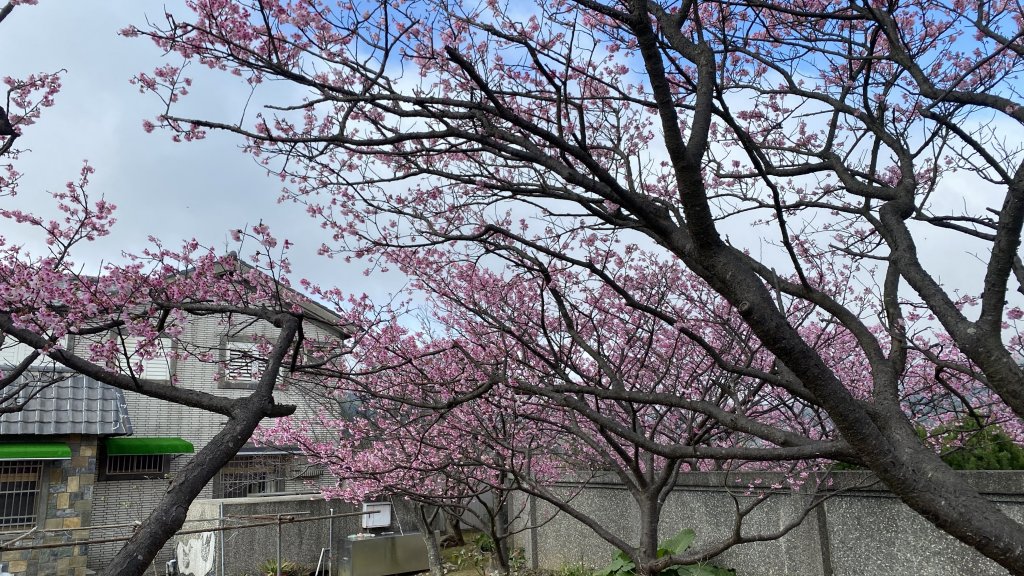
339,533,430,576
361,502,392,529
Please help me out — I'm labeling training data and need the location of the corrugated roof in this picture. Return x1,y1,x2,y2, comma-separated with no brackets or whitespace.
0,372,133,436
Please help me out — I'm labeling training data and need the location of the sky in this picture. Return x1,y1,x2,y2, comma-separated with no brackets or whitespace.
1,1,1020,315
0,1,402,303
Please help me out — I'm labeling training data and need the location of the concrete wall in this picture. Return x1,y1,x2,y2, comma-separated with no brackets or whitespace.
512,471,1024,576
180,494,424,576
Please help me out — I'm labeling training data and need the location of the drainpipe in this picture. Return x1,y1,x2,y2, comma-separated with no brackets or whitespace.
277,513,284,576
219,502,225,576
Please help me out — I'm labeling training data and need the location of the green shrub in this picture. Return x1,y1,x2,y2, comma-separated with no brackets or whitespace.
444,531,525,576
833,422,1024,471
474,532,495,553
938,423,1024,470
593,529,735,576
258,559,309,576
555,562,593,576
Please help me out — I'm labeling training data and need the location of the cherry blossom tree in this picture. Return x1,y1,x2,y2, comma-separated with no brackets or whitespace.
0,4,353,575
0,199,335,576
273,233,1009,574
125,0,1024,572
273,347,535,576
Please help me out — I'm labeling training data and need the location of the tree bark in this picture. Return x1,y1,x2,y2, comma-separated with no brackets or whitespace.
100,316,300,576
415,504,445,576
445,508,465,546
490,496,511,576
99,400,272,576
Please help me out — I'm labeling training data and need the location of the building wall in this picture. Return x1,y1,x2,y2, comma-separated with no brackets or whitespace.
82,314,340,571
1,436,97,576
77,314,341,442
512,471,1024,576
90,477,175,571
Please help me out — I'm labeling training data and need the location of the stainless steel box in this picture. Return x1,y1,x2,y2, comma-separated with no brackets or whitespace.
339,533,430,576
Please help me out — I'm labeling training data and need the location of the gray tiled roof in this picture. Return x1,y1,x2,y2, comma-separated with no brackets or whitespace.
0,372,133,436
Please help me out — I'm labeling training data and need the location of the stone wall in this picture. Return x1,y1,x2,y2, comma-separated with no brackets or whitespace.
512,471,1024,576
2,435,97,576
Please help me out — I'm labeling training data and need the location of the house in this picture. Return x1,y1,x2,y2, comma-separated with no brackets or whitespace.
0,372,132,576
0,264,349,575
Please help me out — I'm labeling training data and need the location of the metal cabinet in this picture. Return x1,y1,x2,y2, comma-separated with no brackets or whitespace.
338,533,430,576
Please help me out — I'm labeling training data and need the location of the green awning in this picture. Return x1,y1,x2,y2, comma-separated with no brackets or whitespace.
0,442,72,460
105,437,194,456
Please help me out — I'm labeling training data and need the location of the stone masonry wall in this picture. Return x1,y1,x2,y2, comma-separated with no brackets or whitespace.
1,435,96,576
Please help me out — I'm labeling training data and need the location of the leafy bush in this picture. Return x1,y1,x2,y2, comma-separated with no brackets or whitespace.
833,422,1024,471
475,532,495,553
593,529,735,576
555,562,593,576
445,532,525,576
938,424,1024,470
450,544,490,575
258,559,309,576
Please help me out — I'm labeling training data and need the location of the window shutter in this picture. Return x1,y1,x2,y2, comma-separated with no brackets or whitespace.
117,337,173,380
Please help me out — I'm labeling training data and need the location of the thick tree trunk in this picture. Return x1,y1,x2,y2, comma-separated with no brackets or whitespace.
490,498,511,576
101,317,300,576
100,401,274,576
415,504,445,576
635,493,661,576
697,250,1024,572
626,22,1024,562
693,246,1024,572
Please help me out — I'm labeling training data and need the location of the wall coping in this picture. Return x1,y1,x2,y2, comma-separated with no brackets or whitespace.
545,470,1024,498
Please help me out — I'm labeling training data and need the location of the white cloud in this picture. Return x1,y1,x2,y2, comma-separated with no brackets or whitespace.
0,1,405,303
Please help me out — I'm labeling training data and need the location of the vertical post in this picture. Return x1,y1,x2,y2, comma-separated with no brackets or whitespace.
219,502,226,576
329,507,335,576
528,492,538,570
277,514,283,576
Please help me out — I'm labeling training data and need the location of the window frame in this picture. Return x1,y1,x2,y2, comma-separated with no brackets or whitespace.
0,335,72,369
111,335,176,382
0,460,44,533
98,453,171,481
213,454,293,498
220,338,264,390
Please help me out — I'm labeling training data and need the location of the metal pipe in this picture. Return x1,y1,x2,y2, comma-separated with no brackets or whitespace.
1,510,372,552
315,548,327,576
276,514,283,576
219,502,225,576
328,507,334,576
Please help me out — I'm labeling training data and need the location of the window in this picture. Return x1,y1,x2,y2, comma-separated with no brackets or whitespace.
114,337,173,381
214,455,292,498
223,340,263,388
101,454,170,480
0,336,70,369
0,461,42,532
